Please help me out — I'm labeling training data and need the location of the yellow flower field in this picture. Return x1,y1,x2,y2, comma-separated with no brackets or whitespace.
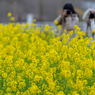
0,21,95,95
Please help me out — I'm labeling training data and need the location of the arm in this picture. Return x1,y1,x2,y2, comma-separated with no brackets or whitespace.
54,15,62,26
65,15,79,31
90,19,95,31
82,9,91,22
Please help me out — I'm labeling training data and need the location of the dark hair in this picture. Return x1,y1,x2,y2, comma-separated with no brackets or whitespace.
63,3,79,23
63,3,76,14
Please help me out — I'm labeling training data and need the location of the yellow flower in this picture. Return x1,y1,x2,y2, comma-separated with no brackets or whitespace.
58,25,61,29
33,19,36,22
48,82,55,91
83,80,88,85
92,30,95,33
16,91,20,95
0,90,3,95
90,37,93,41
69,30,73,35
18,82,26,89
57,91,65,95
1,13,95,95
54,20,58,25
7,12,12,17
89,90,95,95
50,26,53,29
64,29,67,33
41,25,44,27
77,70,82,77
74,25,78,29
10,17,15,21
62,70,71,78
2,73,7,78
45,25,49,31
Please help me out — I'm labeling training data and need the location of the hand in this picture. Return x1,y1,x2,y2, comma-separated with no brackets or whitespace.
62,9,72,17
62,9,67,17
89,9,95,13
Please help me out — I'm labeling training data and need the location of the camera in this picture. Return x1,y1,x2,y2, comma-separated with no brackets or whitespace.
89,13,95,19
66,9,71,15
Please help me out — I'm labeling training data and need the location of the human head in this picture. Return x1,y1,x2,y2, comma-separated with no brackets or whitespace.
63,3,76,14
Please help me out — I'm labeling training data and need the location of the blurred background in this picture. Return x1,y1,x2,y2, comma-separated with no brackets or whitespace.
0,0,95,22
0,0,95,31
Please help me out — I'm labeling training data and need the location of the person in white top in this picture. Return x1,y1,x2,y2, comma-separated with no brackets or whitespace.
54,3,79,37
82,9,95,40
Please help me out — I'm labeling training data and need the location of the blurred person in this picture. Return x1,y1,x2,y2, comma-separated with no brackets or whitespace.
83,8,95,40
54,3,79,37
